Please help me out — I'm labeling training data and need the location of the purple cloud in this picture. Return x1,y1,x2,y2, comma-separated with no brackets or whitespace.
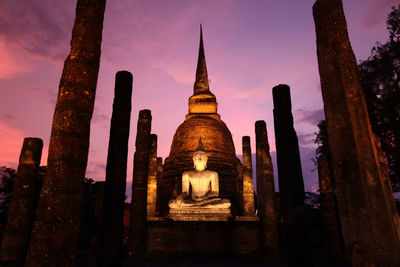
296,109,325,126
1,114,14,120
92,114,110,124
297,133,315,146
85,162,106,178
25,87,57,105
0,0,74,62
362,0,397,29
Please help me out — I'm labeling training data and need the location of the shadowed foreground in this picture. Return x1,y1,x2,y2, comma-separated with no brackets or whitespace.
75,248,349,266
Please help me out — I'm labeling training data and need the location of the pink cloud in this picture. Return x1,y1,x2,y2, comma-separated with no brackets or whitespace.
0,40,31,79
0,122,47,168
154,61,194,85
234,86,269,102
0,123,25,168
0,0,73,64
311,184,319,193
296,109,325,126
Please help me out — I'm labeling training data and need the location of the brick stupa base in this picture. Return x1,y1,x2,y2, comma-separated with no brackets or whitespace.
146,218,259,259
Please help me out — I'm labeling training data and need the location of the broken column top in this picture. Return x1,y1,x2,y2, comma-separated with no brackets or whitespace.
113,70,133,106
255,121,271,150
149,134,157,157
116,70,133,79
313,0,346,22
255,120,267,130
139,109,152,119
242,136,250,147
272,84,292,111
313,0,352,56
19,138,43,165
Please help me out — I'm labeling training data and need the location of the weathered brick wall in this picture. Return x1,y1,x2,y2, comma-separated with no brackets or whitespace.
146,220,259,259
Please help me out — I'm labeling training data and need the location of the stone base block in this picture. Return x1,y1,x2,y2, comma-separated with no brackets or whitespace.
169,207,231,221
234,216,259,221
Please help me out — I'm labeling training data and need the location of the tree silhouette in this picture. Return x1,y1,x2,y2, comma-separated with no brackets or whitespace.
0,166,16,239
314,120,330,162
359,4,400,190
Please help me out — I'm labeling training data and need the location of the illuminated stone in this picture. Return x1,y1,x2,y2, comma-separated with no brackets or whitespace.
128,109,152,259
0,138,43,266
147,134,158,217
255,121,279,259
168,139,231,221
242,136,255,216
155,157,163,215
25,0,105,265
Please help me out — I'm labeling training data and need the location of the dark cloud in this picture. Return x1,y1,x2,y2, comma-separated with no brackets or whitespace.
0,0,74,61
237,147,317,193
25,87,57,105
26,87,56,97
296,109,324,126
85,162,106,178
92,114,109,124
297,133,315,146
0,161,17,170
1,114,14,120
85,169,96,176
94,162,106,170
125,181,132,202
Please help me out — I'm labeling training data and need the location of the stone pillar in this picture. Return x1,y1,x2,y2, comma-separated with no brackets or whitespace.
318,156,344,260
147,134,158,217
313,0,400,264
0,138,43,266
255,121,279,259
242,136,255,216
97,70,133,266
236,162,244,215
25,1,105,265
93,181,105,249
272,85,312,265
128,109,152,258
156,157,163,216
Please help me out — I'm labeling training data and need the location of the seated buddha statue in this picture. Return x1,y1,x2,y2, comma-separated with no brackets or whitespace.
168,139,231,209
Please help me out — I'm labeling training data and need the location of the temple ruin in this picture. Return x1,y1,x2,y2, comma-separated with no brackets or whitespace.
134,27,263,258
1,0,399,265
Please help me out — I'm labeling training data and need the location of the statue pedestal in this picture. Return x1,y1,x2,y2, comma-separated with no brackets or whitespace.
169,207,231,221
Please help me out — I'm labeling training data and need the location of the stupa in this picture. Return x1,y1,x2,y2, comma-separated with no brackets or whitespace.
159,26,242,216
143,27,258,259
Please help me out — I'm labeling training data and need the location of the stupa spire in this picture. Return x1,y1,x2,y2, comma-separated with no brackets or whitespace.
187,25,219,120
194,25,210,94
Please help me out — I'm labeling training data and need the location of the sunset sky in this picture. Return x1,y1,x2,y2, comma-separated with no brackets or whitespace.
0,0,397,195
